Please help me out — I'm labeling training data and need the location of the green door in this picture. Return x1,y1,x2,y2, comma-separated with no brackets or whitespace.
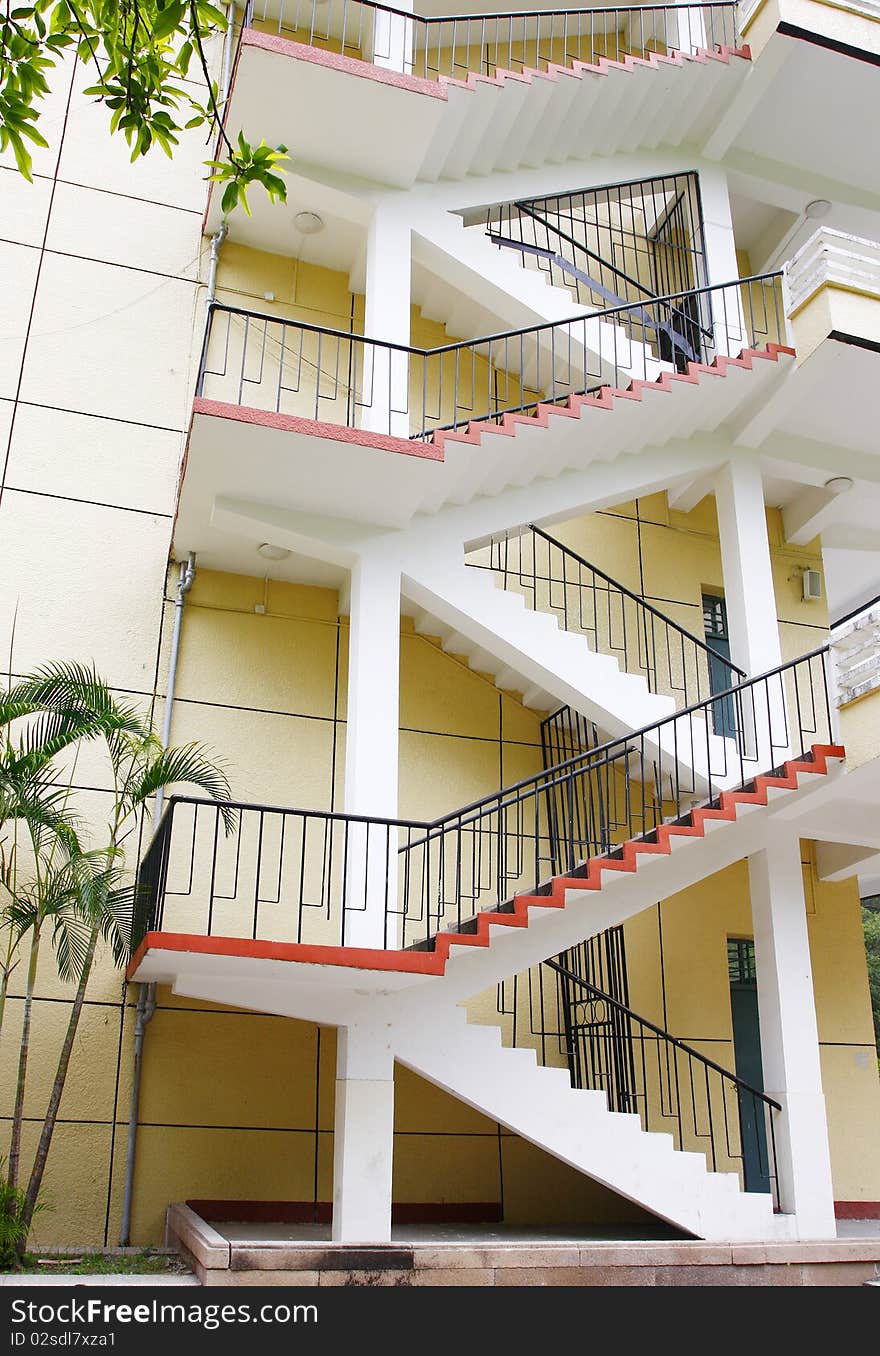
703,593,736,738
728,939,770,1194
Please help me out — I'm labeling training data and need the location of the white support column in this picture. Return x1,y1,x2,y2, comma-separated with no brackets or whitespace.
332,1025,395,1243
749,838,836,1239
698,167,747,358
370,0,414,73
343,552,400,948
715,457,781,679
715,457,785,761
361,206,412,438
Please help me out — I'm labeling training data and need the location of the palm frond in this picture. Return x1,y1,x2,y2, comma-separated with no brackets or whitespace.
51,910,95,984
123,743,234,833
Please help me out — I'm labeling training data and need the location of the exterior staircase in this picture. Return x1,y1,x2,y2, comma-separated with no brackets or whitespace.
394,1003,787,1241
232,11,750,189
402,552,700,749
411,212,668,389
130,650,843,1241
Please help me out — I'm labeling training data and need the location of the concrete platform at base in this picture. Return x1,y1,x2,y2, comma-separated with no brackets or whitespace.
167,1204,880,1288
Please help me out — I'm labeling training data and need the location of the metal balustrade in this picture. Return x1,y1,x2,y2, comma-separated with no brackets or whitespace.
485,174,710,373
243,1,741,81
196,272,786,441
469,523,745,708
494,937,780,1200
549,959,781,1200
133,646,832,957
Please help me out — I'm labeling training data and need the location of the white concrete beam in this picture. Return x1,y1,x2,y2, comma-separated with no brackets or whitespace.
815,841,880,883
667,469,720,513
362,204,412,437
703,41,793,161
782,485,839,546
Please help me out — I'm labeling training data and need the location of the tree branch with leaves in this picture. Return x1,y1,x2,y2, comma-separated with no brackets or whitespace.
1,0,287,215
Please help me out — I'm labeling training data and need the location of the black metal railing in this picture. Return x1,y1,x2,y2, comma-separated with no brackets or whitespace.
485,174,710,371
133,646,833,957
548,959,781,1199
469,524,745,709
196,273,786,441
243,2,741,82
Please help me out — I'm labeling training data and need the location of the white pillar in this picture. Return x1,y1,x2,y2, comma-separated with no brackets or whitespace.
361,206,412,438
698,168,747,357
749,838,836,1238
343,553,400,948
332,1025,395,1242
715,457,781,679
715,457,786,762
370,0,414,73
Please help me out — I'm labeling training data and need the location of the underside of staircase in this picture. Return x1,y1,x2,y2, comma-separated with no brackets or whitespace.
394,1006,786,1242
227,30,751,189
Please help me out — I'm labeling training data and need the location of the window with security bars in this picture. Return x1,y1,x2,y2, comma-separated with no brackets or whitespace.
703,593,728,640
728,938,757,985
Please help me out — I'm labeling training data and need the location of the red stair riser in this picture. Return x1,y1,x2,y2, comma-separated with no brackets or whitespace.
441,43,748,94
429,746,844,963
430,345,795,451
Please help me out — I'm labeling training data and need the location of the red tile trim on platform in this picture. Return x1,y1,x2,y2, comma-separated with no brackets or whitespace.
128,744,842,983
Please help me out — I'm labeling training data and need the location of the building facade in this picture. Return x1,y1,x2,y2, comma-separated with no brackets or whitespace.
2,0,880,1255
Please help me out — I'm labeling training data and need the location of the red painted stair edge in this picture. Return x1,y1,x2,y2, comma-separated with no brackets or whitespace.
128,744,843,984
429,344,797,453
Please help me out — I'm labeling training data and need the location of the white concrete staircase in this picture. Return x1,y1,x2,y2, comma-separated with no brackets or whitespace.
402,551,678,737
416,45,751,183
395,1004,788,1241
411,212,668,390
228,31,751,191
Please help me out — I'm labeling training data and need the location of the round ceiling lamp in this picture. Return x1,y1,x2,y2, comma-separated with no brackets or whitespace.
824,476,854,495
294,211,325,236
257,542,291,561
804,199,832,220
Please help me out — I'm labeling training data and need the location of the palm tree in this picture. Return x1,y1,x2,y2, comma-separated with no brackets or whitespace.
0,663,233,1255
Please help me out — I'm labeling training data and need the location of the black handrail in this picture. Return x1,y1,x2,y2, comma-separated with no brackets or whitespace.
469,523,744,712
245,1,739,41
133,644,833,954
546,959,781,1198
146,641,829,845
530,525,745,675
547,960,779,1106
202,269,781,360
197,272,786,440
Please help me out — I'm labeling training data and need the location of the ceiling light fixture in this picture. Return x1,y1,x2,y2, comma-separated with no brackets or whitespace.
294,211,325,236
257,542,291,561
804,199,832,220
824,476,854,495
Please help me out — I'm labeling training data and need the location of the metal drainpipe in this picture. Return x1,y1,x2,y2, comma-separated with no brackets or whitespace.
120,552,196,1245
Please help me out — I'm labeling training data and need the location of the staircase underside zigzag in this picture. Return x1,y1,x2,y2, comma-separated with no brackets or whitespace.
429,343,796,454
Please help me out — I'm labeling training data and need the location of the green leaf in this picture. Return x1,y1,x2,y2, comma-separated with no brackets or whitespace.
152,1,186,43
